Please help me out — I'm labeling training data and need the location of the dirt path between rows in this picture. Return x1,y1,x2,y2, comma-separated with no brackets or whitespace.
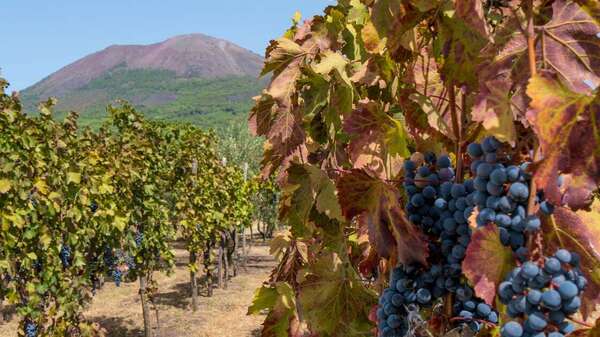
0,242,274,337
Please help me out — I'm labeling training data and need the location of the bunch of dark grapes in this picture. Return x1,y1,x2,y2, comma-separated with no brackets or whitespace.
59,245,72,268
89,202,98,214
135,232,144,247
377,264,441,337
453,284,498,331
112,269,123,287
466,137,553,257
404,152,455,235
498,249,586,337
24,320,37,337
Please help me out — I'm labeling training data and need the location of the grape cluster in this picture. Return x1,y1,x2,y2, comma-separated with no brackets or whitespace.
453,284,498,331
89,201,98,214
135,232,144,247
499,249,586,337
377,264,442,336
59,245,72,268
404,153,455,236
377,137,579,337
24,320,37,337
466,137,553,256
379,151,497,336
112,269,123,287
103,248,135,287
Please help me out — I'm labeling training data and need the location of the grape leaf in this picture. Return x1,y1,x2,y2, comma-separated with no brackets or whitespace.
472,78,518,145
281,164,344,237
337,169,428,265
543,205,600,319
437,7,488,87
261,38,305,77
363,0,423,59
462,224,515,305
299,252,377,336
0,179,11,193
248,282,300,337
342,100,409,178
526,73,600,210
540,0,600,93
406,52,459,141
249,94,276,137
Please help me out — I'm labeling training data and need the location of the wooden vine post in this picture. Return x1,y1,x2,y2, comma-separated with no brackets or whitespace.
139,275,152,337
190,159,199,312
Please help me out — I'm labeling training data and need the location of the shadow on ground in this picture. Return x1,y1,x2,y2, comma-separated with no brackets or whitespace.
93,316,144,337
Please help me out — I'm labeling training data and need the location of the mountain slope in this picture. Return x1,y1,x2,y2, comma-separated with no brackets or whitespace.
20,34,266,129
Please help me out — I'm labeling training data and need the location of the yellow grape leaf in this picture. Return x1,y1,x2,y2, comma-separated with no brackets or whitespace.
67,172,81,184
113,215,128,232
40,233,52,248
0,179,11,193
34,179,49,195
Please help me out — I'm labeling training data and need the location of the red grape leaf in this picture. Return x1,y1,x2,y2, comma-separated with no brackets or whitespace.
299,252,377,336
455,0,490,40
526,73,600,210
261,37,305,77
472,77,518,145
407,52,458,140
337,169,429,265
343,100,409,179
249,94,276,137
543,205,600,319
540,0,600,94
462,224,515,305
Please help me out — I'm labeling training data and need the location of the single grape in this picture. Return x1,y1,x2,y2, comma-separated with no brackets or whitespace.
437,155,451,168
557,281,578,300
487,182,504,196
508,182,529,201
501,321,523,337
525,311,548,332
544,257,562,275
540,201,554,215
554,249,572,264
541,289,561,310
467,143,484,158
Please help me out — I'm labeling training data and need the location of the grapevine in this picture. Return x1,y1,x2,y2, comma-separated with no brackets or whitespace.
247,1,600,337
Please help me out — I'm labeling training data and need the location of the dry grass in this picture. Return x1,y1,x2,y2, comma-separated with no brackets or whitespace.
0,242,275,337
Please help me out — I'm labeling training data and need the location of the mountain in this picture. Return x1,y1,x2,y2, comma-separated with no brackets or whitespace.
20,34,266,128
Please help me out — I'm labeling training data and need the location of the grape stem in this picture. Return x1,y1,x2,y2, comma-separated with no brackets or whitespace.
449,316,498,328
567,317,594,328
525,0,542,262
448,81,463,183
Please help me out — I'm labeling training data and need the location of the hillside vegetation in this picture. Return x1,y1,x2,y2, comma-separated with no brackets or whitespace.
20,69,266,129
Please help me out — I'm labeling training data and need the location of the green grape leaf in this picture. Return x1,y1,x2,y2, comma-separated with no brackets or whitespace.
462,224,515,305
337,169,428,265
248,283,299,337
281,164,344,236
299,252,376,336
526,73,600,210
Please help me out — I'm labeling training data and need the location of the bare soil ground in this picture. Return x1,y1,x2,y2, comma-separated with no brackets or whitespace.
0,242,274,337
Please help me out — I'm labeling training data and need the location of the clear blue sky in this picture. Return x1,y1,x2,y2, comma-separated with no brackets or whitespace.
0,1,331,91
